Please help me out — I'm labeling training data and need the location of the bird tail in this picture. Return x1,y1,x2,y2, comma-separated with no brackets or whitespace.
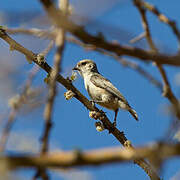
128,108,138,121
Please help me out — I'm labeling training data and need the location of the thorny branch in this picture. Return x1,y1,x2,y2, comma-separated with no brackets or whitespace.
0,27,160,180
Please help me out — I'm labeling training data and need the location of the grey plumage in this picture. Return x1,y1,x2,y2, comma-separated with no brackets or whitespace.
73,59,138,126
90,74,128,104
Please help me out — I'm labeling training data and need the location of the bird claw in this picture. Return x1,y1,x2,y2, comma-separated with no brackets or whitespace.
90,100,96,107
99,109,106,115
107,121,117,134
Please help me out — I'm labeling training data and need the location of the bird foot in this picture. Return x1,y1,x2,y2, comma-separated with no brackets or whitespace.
107,121,117,134
90,100,96,108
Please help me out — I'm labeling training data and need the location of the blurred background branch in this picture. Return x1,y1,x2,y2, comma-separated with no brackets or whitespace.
0,142,180,169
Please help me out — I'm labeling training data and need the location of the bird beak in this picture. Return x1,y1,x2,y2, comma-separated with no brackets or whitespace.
72,67,80,71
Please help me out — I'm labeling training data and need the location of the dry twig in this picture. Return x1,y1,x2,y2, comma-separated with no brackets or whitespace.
129,32,146,44
6,28,54,39
0,37,54,153
139,0,180,46
0,66,39,152
134,0,180,121
38,0,180,67
34,1,69,179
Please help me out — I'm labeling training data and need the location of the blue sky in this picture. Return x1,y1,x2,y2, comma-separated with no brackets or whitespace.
0,0,180,179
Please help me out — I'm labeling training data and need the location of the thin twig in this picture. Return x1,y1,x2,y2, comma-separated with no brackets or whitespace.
33,1,68,179
0,39,54,153
0,110,17,152
129,32,146,44
6,28,55,39
41,40,54,56
0,27,160,180
140,0,180,46
5,27,163,91
40,35,65,154
0,65,39,152
41,0,68,155
134,0,180,122
4,26,180,66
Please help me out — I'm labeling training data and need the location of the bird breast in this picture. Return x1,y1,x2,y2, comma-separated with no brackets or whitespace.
84,77,119,110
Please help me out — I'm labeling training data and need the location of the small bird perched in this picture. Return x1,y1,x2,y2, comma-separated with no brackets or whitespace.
73,59,138,126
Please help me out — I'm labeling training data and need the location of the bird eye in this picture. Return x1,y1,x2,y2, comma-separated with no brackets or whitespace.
81,62,87,66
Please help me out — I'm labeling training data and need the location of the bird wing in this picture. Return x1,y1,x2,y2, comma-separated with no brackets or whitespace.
90,74,129,105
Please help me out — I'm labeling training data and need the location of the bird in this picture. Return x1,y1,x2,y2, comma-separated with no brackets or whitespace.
73,59,138,126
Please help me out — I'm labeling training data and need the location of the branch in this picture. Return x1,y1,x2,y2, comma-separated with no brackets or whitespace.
0,37,54,153
34,1,69,179
129,32,146,44
4,18,180,66
37,0,180,67
67,36,163,91
140,0,180,46
41,40,54,56
2,143,180,169
0,27,160,180
0,65,39,152
41,4,67,157
0,110,17,152
5,28,163,91
6,28,54,39
134,0,180,121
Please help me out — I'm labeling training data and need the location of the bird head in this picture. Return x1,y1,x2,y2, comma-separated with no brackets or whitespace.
73,59,99,77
